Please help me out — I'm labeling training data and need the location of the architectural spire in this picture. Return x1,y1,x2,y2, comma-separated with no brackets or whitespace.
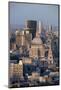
48,45,53,64
48,25,52,33
39,21,42,34
25,19,28,28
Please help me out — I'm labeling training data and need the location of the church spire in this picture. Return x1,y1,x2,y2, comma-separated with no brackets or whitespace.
48,45,53,64
39,21,42,34
48,25,52,33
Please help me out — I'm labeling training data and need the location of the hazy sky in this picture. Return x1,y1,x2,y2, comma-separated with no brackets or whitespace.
9,2,59,28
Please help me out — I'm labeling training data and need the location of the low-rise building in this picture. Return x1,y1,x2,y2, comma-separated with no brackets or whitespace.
9,60,23,79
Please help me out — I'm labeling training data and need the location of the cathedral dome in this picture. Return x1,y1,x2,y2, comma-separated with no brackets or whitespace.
31,36,43,45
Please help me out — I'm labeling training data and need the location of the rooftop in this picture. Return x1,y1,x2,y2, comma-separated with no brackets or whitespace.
31,36,43,45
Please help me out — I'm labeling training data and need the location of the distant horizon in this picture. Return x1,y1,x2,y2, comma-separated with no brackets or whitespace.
9,23,58,33
9,2,59,31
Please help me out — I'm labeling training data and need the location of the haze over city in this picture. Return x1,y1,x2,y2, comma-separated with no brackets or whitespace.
9,2,59,88
9,2,59,30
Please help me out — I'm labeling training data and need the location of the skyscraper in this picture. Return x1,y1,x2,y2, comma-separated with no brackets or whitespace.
25,20,37,39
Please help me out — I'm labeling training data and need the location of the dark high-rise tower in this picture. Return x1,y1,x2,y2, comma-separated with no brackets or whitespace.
25,20,37,39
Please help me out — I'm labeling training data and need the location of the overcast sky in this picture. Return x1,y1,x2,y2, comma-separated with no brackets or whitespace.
9,2,59,28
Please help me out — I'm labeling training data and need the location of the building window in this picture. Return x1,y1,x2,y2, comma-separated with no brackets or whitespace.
38,48,40,57
50,57,51,59
45,51,48,57
54,42,56,45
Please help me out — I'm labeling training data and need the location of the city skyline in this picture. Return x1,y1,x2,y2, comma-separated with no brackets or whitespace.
9,2,59,30
9,2,59,88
